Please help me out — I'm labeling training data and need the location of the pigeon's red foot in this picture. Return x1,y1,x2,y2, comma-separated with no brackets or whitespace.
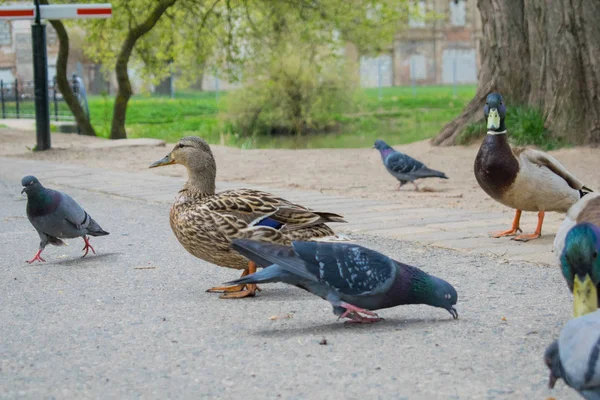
339,302,383,324
26,249,46,264
81,236,96,258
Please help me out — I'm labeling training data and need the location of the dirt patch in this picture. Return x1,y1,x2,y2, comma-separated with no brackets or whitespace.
3,127,599,214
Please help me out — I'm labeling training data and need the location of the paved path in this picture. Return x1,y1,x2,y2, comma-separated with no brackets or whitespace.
0,156,562,266
0,157,577,399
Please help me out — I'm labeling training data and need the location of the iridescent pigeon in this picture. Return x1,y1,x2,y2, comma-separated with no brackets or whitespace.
227,239,458,323
21,175,109,263
373,139,448,191
545,310,600,399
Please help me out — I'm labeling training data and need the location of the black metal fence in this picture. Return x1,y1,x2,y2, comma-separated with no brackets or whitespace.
0,74,89,122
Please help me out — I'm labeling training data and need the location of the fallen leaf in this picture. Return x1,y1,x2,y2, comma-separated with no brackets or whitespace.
319,337,328,345
134,266,158,270
269,313,293,320
501,316,507,321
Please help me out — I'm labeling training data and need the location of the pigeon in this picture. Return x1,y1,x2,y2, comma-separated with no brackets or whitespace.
545,310,600,399
373,139,448,191
559,223,600,317
21,175,109,263
227,239,458,323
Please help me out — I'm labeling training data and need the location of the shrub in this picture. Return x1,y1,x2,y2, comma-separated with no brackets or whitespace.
223,49,358,137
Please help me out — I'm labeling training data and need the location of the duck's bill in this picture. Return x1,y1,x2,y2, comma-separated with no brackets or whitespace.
573,274,598,317
487,108,500,130
149,154,175,168
448,306,458,319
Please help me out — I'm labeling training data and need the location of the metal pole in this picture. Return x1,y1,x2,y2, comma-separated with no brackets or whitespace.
15,79,19,118
32,0,51,150
453,58,457,97
411,57,416,98
0,81,4,119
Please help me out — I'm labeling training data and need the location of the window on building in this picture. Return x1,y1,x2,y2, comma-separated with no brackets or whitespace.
409,54,427,80
0,21,11,46
450,0,466,26
409,1,426,28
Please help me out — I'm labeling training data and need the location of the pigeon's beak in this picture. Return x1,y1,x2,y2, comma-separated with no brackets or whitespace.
20,187,26,194
573,274,598,317
548,372,558,389
448,306,458,319
149,153,176,169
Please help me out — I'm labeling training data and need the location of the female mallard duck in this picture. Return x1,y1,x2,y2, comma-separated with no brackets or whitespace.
474,92,592,242
149,136,347,299
554,194,600,317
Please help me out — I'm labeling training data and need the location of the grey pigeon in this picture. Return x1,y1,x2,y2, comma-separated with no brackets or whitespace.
545,310,600,399
373,139,448,191
21,175,109,263
227,239,458,323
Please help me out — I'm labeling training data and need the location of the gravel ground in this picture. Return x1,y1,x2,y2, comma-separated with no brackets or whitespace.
0,172,579,399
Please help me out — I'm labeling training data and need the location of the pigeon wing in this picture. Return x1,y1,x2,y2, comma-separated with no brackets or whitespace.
385,151,425,179
291,242,398,296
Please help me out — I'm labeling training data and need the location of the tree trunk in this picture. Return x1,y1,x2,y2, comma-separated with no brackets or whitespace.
41,0,96,136
432,0,600,146
110,0,178,140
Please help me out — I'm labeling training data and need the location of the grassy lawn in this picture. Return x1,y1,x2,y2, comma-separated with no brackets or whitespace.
86,85,476,148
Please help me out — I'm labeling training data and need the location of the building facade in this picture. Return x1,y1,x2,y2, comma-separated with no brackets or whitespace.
360,0,481,87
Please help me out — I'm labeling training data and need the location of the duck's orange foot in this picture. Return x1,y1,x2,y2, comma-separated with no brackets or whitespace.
512,232,541,242
490,227,522,238
206,283,247,293
219,284,260,299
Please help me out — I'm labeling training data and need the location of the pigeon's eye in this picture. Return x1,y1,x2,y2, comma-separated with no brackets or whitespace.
594,251,598,260
29,181,34,186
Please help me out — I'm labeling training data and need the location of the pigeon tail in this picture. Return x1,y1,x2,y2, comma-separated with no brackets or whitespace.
48,236,67,246
422,168,448,179
224,265,288,286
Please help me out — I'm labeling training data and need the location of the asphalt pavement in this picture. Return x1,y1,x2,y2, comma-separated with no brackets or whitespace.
0,166,579,399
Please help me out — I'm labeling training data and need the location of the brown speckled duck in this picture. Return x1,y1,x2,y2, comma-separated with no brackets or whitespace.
149,136,347,298
474,92,592,242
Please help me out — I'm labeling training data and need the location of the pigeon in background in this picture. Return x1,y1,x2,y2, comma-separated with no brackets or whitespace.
373,139,448,191
21,175,109,263
545,310,600,399
227,239,458,323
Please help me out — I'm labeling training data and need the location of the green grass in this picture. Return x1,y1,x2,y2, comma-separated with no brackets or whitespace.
85,85,476,148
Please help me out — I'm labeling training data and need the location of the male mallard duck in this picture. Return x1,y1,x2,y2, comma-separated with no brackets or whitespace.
474,92,592,242
559,223,600,317
149,136,347,299
554,194,600,317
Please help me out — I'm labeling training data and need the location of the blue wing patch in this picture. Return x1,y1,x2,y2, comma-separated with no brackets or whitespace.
256,216,284,230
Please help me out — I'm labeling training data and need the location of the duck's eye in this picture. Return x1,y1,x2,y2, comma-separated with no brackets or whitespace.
178,143,186,149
